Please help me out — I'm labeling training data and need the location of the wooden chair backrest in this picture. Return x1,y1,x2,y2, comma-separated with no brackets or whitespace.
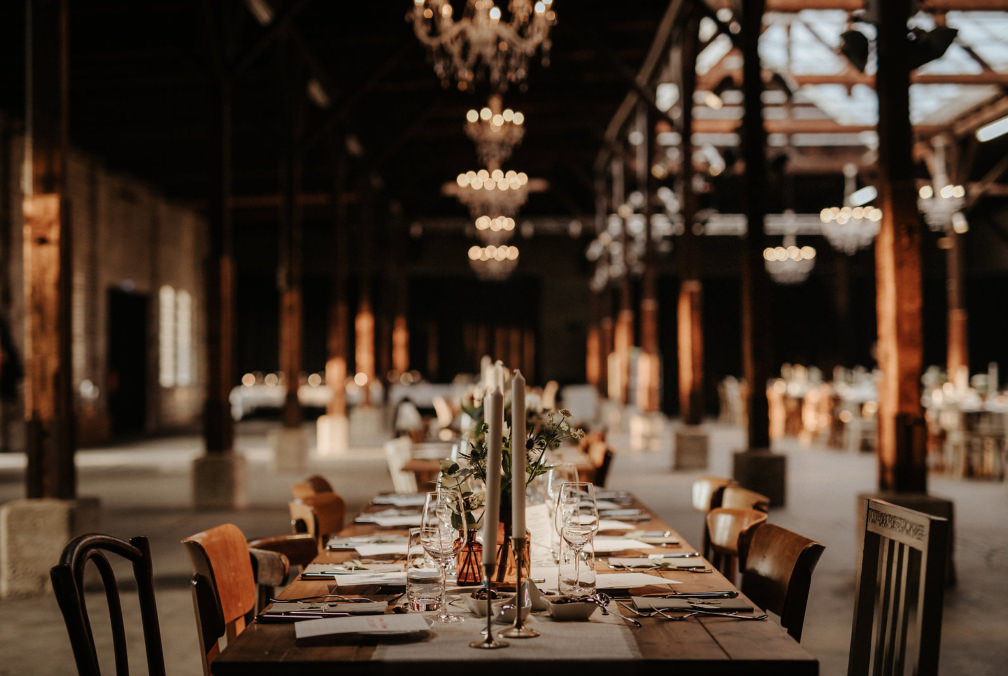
691,476,737,512
740,522,825,642
706,508,768,581
50,534,166,676
289,492,347,549
291,474,334,499
182,524,257,676
593,448,615,487
721,485,770,512
384,436,418,493
848,499,949,676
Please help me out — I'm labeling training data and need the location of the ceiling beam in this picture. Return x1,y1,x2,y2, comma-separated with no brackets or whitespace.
232,0,314,77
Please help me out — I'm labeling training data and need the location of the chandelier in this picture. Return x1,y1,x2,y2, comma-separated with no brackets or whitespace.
409,0,556,91
465,95,525,167
820,163,882,255
468,244,519,280
456,168,529,217
474,214,516,244
917,136,966,232
764,234,816,285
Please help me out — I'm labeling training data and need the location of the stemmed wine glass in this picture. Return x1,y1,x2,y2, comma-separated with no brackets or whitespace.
420,490,467,623
554,482,598,597
545,463,579,561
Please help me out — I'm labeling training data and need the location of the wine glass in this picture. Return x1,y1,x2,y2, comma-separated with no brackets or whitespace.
546,464,579,561
554,482,598,597
420,490,467,623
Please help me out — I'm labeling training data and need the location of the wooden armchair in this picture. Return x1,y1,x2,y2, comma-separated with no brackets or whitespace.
848,499,949,676
721,485,770,512
739,522,825,642
182,524,292,676
50,534,166,676
706,507,768,583
289,492,347,550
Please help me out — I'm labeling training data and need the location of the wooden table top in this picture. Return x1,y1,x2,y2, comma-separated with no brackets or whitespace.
211,496,818,675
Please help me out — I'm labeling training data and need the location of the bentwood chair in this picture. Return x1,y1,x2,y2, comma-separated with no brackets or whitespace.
848,499,949,676
739,522,825,642
290,473,334,499
721,485,771,512
50,534,166,676
182,524,292,676
289,492,347,550
706,507,768,583
691,476,738,558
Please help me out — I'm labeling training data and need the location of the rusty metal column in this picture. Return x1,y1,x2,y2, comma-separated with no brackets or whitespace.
638,103,661,413
327,132,349,419
946,231,968,382
874,0,927,494
23,0,74,500
732,0,786,505
611,156,633,406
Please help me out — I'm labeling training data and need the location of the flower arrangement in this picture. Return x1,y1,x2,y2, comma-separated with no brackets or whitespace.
439,398,584,528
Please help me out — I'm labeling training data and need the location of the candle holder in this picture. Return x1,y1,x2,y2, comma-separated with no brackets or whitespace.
469,564,510,649
499,536,539,638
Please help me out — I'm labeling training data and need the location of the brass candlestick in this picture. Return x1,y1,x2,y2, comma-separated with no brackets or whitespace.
469,563,509,649
500,537,538,638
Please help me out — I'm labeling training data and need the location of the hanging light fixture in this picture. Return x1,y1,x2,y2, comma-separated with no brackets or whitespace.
455,168,529,218
764,234,816,285
465,95,526,167
820,163,882,255
918,136,966,232
408,0,556,91
473,215,516,244
468,244,520,280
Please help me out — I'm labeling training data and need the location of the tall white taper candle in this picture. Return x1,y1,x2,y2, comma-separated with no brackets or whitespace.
483,387,503,566
511,371,526,536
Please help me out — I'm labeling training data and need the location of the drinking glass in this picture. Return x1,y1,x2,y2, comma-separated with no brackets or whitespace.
406,527,442,612
420,490,467,623
554,482,598,598
546,463,579,562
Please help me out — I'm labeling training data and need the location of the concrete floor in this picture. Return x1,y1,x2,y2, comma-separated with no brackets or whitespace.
1,418,1006,675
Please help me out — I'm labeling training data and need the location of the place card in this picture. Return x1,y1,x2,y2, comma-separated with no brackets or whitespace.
590,537,654,553
352,543,409,557
262,601,387,619
598,508,649,521
330,572,407,587
597,519,636,532
326,534,407,550
354,514,423,528
373,493,428,507
303,563,402,577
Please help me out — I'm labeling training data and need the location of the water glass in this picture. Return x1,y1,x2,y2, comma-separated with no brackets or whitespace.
406,527,442,613
558,536,596,597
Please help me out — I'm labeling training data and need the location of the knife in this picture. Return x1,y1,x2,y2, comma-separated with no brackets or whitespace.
648,551,700,559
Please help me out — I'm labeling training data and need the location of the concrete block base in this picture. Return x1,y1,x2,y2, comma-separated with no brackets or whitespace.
349,405,388,447
274,426,308,473
629,412,667,453
1,497,100,598
733,449,787,507
673,425,709,470
192,453,247,510
856,491,956,587
315,414,349,457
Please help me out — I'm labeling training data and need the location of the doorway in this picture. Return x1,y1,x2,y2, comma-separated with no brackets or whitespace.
107,288,148,437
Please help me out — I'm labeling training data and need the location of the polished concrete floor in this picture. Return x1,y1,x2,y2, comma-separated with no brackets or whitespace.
1,417,1005,675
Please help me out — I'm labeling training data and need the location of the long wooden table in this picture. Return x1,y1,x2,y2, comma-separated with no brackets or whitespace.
211,497,818,675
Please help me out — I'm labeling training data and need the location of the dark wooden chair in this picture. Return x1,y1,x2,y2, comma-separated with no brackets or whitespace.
289,491,347,550
246,533,317,609
691,476,738,558
50,533,166,676
848,499,949,676
592,448,615,487
706,507,768,583
739,522,825,642
290,473,334,499
182,523,292,676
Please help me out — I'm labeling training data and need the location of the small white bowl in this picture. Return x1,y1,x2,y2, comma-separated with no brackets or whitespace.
547,596,598,621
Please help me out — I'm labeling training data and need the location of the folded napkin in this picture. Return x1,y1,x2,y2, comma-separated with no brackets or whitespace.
261,601,387,620
355,514,422,528
595,573,679,589
590,537,654,553
597,519,636,532
295,614,430,641
303,563,401,577
330,572,407,587
632,596,755,612
372,493,427,507
327,535,407,550
598,508,649,521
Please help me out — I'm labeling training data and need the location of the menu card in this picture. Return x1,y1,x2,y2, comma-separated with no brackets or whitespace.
294,614,430,641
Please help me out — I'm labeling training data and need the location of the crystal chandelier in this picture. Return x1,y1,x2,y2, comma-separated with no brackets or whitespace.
465,95,525,167
409,0,556,91
764,234,816,285
918,136,966,232
456,168,529,217
468,244,519,280
474,214,516,244
820,163,882,255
